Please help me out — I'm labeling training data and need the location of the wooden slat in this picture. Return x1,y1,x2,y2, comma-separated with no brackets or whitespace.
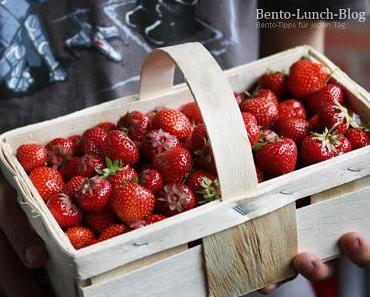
203,204,297,297
79,186,370,297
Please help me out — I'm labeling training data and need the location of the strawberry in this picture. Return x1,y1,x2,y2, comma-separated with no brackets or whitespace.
81,127,107,157
98,224,127,241
306,84,345,114
17,144,47,173
194,144,217,175
255,138,297,176
47,192,82,229
259,71,288,99
117,111,151,141
300,128,352,165
240,96,279,128
276,118,309,144
156,184,196,216
145,214,167,224
287,59,328,98
252,89,279,106
63,176,87,199
141,129,180,160
277,99,306,121
60,155,105,181
241,112,260,147
66,226,95,250
308,114,324,132
76,176,112,212
29,167,64,201
345,128,370,150
254,129,279,151
152,108,192,141
256,167,265,183
190,123,208,150
68,135,83,156
95,122,116,132
85,207,117,233
111,182,155,224
319,102,355,133
96,158,138,186
139,169,163,193
152,147,192,184
180,102,203,124
104,130,139,166
186,170,220,203
46,138,74,168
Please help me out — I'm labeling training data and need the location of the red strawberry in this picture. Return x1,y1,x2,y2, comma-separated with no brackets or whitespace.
276,118,309,144
96,158,138,186
259,71,288,98
194,144,217,175
81,127,107,157
180,102,203,124
29,167,64,201
254,129,279,151
241,112,260,147
287,59,328,98
186,170,220,203
117,111,151,141
141,129,180,160
66,226,95,250
47,192,82,228
76,176,112,212
46,138,74,167
98,224,127,241
63,176,87,199
68,135,83,156
152,108,192,140
17,144,47,173
145,214,167,224
277,99,306,121
190,123,208,150
308,114,324,132
95,122,116,132
306,84,345,114
105,130,139,166
252,89,279,106
156,184,196,216
152,147,192,184
255,138,297,176
345,128,370,150
139,169,163,193
256,167,265,183
111,182,155,224
240,97,279,128
76,154,105,178
319,102,355,133
59,157,80,180
85,207,117,233
300,128,352,165
234,92,245,105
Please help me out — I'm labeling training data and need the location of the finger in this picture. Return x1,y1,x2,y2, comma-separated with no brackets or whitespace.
294,252,334,281
258,283,279,295
0,231,42,297
0,182,47,269
340,232,370,267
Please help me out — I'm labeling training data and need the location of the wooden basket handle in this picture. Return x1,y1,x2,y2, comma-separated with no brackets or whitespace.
139,42,257,199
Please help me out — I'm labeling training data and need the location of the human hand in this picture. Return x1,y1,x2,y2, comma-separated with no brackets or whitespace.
260,232,370,294
0,173,48,297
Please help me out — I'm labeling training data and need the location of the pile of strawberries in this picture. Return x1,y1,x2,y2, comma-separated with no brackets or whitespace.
16,58,369,250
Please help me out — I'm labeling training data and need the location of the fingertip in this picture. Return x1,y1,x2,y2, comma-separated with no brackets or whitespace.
24,243,47,269
340,232,370,267
294,252,333,281
259,284,278,295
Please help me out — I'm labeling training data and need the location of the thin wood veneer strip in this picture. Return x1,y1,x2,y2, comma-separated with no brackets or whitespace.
203,203,298,297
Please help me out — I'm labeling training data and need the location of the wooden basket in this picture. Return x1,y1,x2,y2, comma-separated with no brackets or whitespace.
0,43,369,297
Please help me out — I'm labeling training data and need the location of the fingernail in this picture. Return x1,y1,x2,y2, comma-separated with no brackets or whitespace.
25,244,45,268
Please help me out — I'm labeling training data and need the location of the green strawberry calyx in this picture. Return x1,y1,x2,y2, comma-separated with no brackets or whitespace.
197,177,221,204
96,158,125,179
